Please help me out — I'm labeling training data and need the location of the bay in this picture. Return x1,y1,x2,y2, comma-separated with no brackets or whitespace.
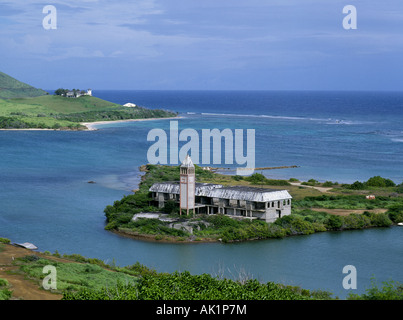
0,90,402,299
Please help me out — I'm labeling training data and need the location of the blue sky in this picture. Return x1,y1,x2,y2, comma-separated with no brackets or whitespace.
1,0,403,91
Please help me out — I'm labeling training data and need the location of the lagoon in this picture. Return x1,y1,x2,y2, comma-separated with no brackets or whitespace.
0,90,402,299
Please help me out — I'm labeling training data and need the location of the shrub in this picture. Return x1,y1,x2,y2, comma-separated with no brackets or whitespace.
0,279,12,300
366,176,396,188
348,279,403,300
245,173,267,184
163,200,179,214
232,175,244,181
349,181,366,190
326,215,343,230
386,203,403,223
342,214,371,230
267,224,287,238
63,271,315,300
275,215,315,235
0,237,11,244
370,213,393,227
322,181,334,187
396,183,403,194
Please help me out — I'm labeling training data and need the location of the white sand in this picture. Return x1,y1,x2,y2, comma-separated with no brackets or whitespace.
81,116,182,131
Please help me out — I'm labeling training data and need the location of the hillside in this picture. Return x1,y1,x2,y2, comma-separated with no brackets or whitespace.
0,71,177,129
0,72,47,99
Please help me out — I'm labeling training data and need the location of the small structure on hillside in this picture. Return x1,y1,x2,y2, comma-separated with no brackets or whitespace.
64,89,92,98
123,103,137,107
14,242,38,250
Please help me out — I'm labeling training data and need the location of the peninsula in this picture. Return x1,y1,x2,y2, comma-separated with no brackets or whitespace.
0,71,177,130
104,159,403,243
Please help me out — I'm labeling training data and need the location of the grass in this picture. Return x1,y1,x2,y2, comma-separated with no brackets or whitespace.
0,95,177,129
14,255,138,294
0,95,119,118
0,278,12,300
0,71,47,99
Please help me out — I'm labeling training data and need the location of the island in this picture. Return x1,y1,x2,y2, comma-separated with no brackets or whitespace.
104,157,403,243
0,71,178,130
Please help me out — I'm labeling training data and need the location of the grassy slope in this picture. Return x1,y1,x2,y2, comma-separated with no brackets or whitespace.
0,71,47,99
0,71,176,129
0,95,176,129
0,95,119,117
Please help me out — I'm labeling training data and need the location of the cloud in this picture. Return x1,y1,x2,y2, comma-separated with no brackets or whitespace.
2,0,403,90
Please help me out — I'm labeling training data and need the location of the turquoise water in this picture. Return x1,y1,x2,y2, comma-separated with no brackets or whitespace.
0,90,402,298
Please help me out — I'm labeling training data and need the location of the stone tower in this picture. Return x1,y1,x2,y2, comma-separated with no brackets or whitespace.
180,154,195,215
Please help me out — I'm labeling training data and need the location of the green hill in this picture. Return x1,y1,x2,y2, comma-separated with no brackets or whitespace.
0,71,177,129
0,71,47,99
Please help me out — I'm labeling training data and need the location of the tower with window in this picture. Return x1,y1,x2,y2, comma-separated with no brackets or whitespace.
180,154,195,215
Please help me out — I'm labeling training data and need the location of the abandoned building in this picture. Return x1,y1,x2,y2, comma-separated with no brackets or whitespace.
149,155,292,223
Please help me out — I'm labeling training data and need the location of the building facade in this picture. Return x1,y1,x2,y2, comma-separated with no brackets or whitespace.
149,156,292,223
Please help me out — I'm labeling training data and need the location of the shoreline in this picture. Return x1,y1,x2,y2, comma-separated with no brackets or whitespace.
0,116,182,132
81,116,183,131
112,228,221,244
112,219,401,245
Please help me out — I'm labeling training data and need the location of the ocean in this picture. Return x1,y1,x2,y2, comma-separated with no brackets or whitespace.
0,90,402,298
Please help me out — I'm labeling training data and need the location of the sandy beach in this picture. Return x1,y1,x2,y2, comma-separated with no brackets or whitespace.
81,116,182,131
0,116,182,131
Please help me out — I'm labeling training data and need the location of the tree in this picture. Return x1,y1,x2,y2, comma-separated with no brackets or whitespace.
54,88,68,96
366,176,396,188
349,181,366,190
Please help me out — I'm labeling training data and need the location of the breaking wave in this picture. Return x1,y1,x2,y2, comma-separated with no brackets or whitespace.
198,112,372,125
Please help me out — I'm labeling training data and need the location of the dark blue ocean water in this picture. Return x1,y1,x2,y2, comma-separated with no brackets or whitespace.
0,90,402,298
95,90,403,183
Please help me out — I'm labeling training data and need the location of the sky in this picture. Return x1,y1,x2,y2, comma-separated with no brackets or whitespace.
1,0,403,91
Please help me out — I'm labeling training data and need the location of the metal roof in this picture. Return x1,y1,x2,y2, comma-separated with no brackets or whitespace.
149,182,292,202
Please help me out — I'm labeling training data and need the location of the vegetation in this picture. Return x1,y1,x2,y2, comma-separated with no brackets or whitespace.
0,278,12,300
0,71,178,129
62,270,320,300
0,95,177,130
243,173,291,186
348,279,403,300
105,165,402,243
0,71,47,99
0,237,11,244
294,194,403,211
13,254,137,294
2,245,401,301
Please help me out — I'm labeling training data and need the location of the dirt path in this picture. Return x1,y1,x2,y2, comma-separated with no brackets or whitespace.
0,244,62,300
289,182,333,193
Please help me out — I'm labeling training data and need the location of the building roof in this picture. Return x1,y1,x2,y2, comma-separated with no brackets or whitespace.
149,182,292,202
181,154,194,168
